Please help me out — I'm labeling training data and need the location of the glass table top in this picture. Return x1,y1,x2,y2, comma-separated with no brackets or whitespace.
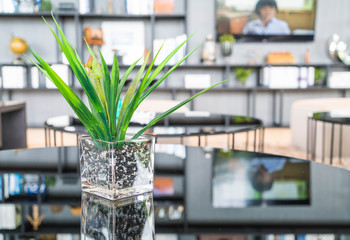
0,145,349,239
45,113,263,137
312,110,350,125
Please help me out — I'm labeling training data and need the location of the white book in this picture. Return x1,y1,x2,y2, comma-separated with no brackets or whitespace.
2,0,15,13
0,205,21,230
79,0,90,14
2,66,26,88
154,34,187,66
267,67,299,88
184,74,211,89
329,71,350,88
127,0,153,14
31,66,40,88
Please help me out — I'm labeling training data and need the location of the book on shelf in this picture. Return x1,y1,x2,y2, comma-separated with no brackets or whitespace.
57,234,80,240
31,66,40,88
153,34,187,66
0,0,15,13
0,204,22,230
79,0,92,14
184,74,211,89
154,0,175,14
155,234,178,240
328,71,350,88
1,66,26,88
126,0,153,15
0,175,2,201
261,66,315,89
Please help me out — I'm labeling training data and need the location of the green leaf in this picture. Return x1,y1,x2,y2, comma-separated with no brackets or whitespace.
26,49,105,140
117,52,151,141
116,53,150,141
140,43,164,93
132,79,230,139
47,14,112,141
109,54,119,139
99,51,112,123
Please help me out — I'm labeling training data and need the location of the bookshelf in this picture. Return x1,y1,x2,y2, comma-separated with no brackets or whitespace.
0,1,350,127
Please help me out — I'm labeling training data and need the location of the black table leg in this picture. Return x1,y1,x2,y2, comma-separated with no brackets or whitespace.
254,129,257,152
54,130,57,147
339,124,343,164
232,133,235,150
44,127,48,147
330,123,335,165
312,119,317,161
322,122,325,164
262,127,265,152
246,131,249,151
307,117,310,160
48,129,51,147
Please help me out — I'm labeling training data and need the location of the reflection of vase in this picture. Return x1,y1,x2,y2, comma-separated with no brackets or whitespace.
79,136,154,200
220,41,233,57
81,192,154,240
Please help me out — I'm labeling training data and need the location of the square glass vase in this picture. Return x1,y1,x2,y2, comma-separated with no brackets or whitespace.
79,135,154,200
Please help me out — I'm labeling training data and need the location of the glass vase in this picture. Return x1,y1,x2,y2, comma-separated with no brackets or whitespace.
220,41,233,57
81,192,154,239
79,135,154,200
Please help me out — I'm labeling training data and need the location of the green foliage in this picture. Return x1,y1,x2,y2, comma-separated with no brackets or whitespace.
314,67,326,84
234,67,253,84
27,14,228,143
219,34,236,43
41,0,52,11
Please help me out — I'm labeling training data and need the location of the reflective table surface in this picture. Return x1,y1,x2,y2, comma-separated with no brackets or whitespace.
45,113,263,136
0,145,349,239
312,110,350,125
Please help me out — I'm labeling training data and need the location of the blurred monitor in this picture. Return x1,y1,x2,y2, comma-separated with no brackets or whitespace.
216,0,317,42
212,150,310,208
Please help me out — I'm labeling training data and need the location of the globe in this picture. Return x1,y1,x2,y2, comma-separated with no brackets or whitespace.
10,37,28,55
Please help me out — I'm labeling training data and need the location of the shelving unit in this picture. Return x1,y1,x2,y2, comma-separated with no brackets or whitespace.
1,1,350,127
1,61,350,126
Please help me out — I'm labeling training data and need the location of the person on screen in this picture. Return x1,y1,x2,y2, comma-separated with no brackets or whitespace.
249,158,286,193
243,0,291,35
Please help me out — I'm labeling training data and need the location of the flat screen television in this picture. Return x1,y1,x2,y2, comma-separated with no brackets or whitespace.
216,0,317,42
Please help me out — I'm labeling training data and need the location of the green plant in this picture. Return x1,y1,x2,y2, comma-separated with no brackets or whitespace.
41,0,52,11
234,68,253,84
27,15,228,143
314,67,326,84
219,34,236,43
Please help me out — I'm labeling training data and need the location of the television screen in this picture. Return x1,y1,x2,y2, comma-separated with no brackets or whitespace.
212,150,310,208
216,0,317,42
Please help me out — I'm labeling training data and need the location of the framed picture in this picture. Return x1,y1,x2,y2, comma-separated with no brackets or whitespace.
101,21,145,65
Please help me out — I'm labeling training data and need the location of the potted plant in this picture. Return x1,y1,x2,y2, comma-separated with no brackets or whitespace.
219,34,235,57
314,67,326,86
27,15,228,200
234,67,253,86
